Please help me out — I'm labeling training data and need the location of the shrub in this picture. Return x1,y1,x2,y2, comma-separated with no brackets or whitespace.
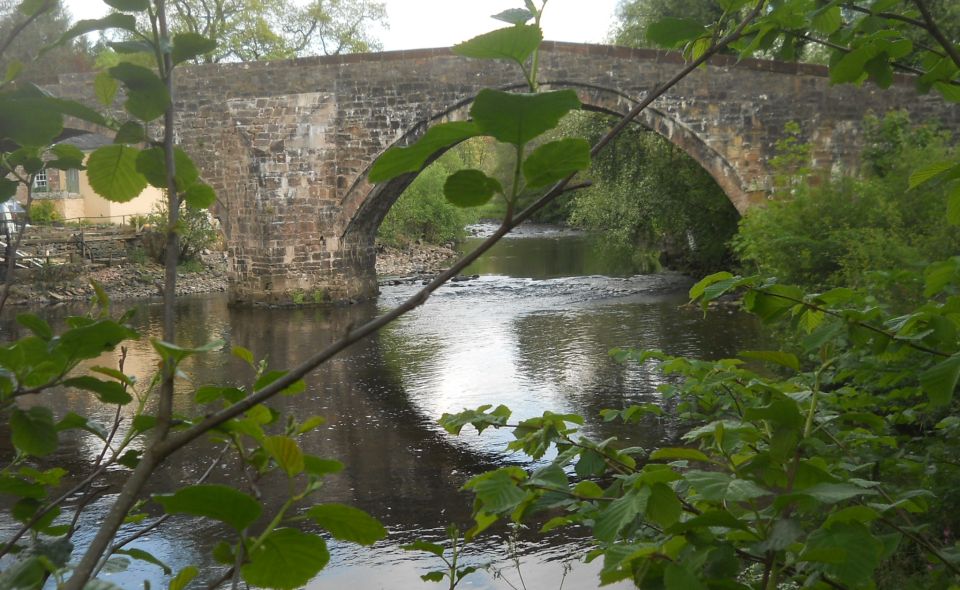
734,112,958,301
378,151,479,247
28,199,60,225
142,202,220,263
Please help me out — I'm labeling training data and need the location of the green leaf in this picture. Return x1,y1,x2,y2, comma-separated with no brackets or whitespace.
63,376,132,405
522,138,591,187
908,160,958,189
195,385,245,404
49,14,137,51
253,369,305,395
666,509,750,533
16,314,52,340
402,539,445,557
824,505,881,527
594,488,648,542
295,415,326,434
0,99,63,147
830,45,873,84
921,353,960,407
5,59,22,82
307,504,387,545
115,548,170,574
303,456,344,476
11,407,57,456
104,0,150,10
453,25,542,64
86,144,147,203
439,404,510,435
802,522,883,586
649,447,711,463
93,72,120,106
573,480,604,498
781,482,878,507
369,121,481,183
689,271,733,301
241,529,329,590
35,96,107,127
471,89,580,146
685,471,768,502
755,519,803,552
444,169,502,208
947,184,960,226
169,566,199,590
664,563,707,590
48,143,86,169
421,571,445,582
647,483,682,528
108,40,154,54
56,412,106,439
183,182,216,208
738,350,800,371
0,178,18,201
420,571,447,582
263,435,304,477
232,346,255,365
492,8,533,25
743,397,803,430
151,338,222,364
934,81,960,103
464,468,527,513
864,54,894,88
154,484,261,531
811,6,843,35
743,285,801,322
646,17,704,49
108,63,171,121
171,32,217,65
575,448,606,477
136,147,200,191
114,121,145,144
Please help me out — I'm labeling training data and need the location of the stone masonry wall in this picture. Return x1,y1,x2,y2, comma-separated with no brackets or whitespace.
50,43,960,305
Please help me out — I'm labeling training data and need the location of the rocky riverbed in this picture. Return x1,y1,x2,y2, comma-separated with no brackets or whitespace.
2,243,458,306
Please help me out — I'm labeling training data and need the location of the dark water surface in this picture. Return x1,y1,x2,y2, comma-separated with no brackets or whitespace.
3,226,766,588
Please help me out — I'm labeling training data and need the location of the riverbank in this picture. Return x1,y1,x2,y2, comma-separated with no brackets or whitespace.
1,243,458,306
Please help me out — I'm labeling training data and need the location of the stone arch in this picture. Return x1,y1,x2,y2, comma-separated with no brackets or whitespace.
339,81,749,249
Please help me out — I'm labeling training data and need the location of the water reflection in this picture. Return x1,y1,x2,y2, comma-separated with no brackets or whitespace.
1,229,767,588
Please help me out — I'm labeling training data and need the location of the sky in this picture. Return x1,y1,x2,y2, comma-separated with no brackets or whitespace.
62,0,621,51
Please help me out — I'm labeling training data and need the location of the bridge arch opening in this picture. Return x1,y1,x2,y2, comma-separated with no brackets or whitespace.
340,86,744,277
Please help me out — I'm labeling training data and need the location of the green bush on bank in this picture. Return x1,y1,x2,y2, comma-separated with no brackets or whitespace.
734,112,958,301
563,113,740,274
377,150,479,247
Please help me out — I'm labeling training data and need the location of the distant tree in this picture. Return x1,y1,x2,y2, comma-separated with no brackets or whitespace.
611,0,722,47
168,0,387,62
0,0,93,80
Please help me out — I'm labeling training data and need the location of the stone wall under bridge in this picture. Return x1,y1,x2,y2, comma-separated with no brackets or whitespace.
49,43,960,305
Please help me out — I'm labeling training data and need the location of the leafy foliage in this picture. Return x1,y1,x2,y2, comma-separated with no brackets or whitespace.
564,112,739,274
167,0,388,63
445,261,960,588
735,113,959,298
0,1,386,588
377,148,480,247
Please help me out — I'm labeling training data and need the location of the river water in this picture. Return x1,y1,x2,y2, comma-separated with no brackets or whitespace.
3,226,766,588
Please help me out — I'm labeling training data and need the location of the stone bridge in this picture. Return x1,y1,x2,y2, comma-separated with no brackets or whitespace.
51,43,960,305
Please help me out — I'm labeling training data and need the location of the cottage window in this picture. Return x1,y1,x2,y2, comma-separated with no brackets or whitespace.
33,170,48,192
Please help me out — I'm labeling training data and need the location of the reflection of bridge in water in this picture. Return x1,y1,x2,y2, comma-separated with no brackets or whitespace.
49,44,960,305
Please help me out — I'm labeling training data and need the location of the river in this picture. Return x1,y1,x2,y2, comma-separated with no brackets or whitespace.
2,225,767,589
